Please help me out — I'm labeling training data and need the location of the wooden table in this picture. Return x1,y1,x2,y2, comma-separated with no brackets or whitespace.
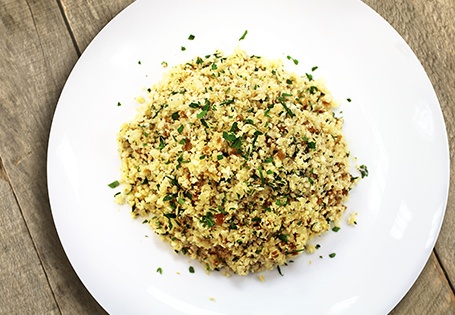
1,1,454,314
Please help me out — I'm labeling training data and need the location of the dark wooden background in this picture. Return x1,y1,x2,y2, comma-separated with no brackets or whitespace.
1,0,454,313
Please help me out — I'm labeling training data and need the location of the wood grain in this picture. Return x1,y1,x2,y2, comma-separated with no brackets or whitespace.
0,160,59,314
390,253,455,314
0,0,106,313
59,0,135,53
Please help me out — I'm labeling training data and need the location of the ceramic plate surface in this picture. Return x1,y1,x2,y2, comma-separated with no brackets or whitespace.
47,0,449,314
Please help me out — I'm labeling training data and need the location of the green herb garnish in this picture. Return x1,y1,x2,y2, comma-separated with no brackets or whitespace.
309,86,319,94
222,132,243,152
239,30,248,41
196,99,211,119
108,180,120,188
171,111,180,120
201,212,215,228
258,166,265,185
277,265,284,276
280,101,295,118
230,122,239,132
158,136,166,151
188,34,195,40
286,55,299,65
277,233,289,243
359,165,369,178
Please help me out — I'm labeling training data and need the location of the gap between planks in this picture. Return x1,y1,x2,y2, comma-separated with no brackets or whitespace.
0,156,63,315
55,0,81,56
434,248,455,295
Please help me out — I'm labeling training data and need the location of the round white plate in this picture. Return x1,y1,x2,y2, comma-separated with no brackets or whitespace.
47,0,449,314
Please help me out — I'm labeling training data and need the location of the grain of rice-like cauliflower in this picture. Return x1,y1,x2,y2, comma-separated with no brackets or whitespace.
116,48,357,275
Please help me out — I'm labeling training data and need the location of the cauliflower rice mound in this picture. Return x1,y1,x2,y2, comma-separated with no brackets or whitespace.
116,48,357,275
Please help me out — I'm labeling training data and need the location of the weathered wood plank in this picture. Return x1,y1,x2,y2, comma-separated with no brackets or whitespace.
0,0,107,313
59,0,135,53
0,158,59,315
363,0,455,292
390,252,455,314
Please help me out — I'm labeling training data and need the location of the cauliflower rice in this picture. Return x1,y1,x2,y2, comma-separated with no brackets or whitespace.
116,48,357,275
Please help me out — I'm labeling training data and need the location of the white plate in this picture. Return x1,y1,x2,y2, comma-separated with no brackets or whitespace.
47,0,449,314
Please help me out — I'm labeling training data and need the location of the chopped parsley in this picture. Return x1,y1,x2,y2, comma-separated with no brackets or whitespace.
117,102,121,106
359,165,369,178
189,266,195,273
181,46,186,51
277,265,284,276
309,86,319,94
239,30,248,41
196,99,211,119
280,101,295,118
286,55,299,65
332,226,340,232
171,111,180,120
277,233,289,243
222,131,243,152
329,253,336,258
188,34,195,40
201,212,215,228
156,267,163,274
158,136,166,151
108,180,120,188
258,166,265,185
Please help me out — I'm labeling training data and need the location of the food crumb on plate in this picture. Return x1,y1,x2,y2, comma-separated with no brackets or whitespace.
348,212,358,225
222,270,231,278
